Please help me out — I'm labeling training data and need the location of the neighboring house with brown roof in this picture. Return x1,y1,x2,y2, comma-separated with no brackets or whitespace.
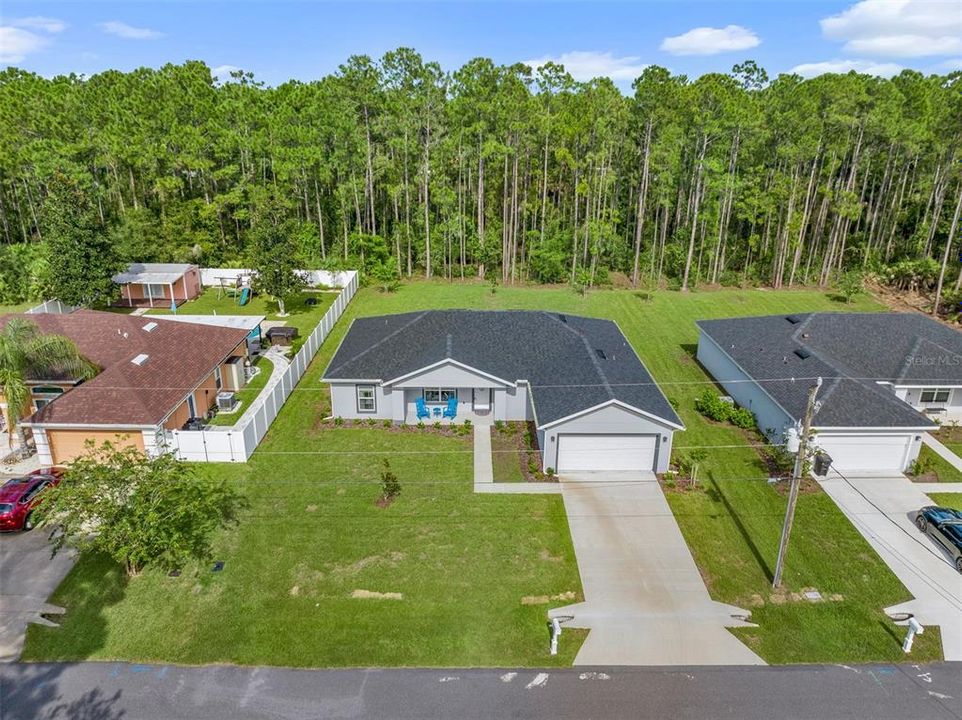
0,309,250,465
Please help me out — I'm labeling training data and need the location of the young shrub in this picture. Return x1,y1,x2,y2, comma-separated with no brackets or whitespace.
433,421,442,430
908,454,933,477
382,419,392,428
334,416,344,427
367,418,377,427
728,406,756,429
686,449,708,487
545,467,555,478
416,421,425,430
694,389,732,423
380,459,401,501
494,420,505,433
764,445,796,476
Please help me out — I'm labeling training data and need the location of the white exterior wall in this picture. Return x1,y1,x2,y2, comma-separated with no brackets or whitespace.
32,427,52,466
897,385,962,423
541,404,677,473
502,383,531,421
697,330,795,441
329,381,394,420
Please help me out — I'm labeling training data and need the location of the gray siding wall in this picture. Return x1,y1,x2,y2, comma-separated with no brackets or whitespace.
697,330,794,441
542,404,676,473
502,382,530,421
329,382,395,420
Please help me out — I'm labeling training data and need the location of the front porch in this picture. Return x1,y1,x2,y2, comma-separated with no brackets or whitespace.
399,386,497,426
404,405,494,426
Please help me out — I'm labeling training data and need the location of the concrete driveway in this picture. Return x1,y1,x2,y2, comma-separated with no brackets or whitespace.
818,473,962,660
550,473,765,666
0,525,75,662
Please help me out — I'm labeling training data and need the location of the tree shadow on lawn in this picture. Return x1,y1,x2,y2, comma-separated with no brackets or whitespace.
705,475,774,583
1,664,126,720
22,552,127,663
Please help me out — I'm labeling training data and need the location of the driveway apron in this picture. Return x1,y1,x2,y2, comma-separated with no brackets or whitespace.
818,473,962,660
551,473,765,666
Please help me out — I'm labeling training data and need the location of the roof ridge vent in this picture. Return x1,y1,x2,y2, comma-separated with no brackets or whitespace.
131,353,149,366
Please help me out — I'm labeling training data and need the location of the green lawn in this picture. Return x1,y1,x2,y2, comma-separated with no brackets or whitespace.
23,280,941,665
928,494,962,511
208,356,274,427
913,445,962,483
933,427,962,460
147,289,336,352
0,301,35,315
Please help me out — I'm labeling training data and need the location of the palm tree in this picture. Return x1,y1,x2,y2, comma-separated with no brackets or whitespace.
0,318,98,456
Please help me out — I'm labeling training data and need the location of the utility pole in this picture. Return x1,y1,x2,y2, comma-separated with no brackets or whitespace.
773,377,822,589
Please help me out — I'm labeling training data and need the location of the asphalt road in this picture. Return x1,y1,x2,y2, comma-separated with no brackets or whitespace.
2,661,961,720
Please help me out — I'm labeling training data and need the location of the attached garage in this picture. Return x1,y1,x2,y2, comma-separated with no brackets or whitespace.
813,433,915,475
557,434,658,473
46,429,145,465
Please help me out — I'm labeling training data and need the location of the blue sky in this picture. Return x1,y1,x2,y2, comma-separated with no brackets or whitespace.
2,1,960,89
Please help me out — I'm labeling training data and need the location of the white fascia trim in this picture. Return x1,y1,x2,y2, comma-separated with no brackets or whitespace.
324,378,383,384
893,384,962,389
21,422,160,431
812,426,935,432
699,330,800,424
538,398,685,431
383,358,514,388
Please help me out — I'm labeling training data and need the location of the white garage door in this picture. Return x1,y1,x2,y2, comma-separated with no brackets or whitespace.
557,434,657,473
814,434,912,474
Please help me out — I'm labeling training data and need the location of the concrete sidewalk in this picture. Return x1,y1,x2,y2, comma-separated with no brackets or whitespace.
819,473,962,660
922,434,962,472
472,425,561,494
550,474,764,666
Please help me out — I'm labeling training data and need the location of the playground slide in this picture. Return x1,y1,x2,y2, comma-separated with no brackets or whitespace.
238,287,251,306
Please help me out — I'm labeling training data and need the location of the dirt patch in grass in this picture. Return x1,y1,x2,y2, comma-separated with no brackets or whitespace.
330,552,404,576
352,589,403,600
769,476,822,496
520,591,577,605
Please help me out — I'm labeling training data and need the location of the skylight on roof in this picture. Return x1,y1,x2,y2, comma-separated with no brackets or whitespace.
142,321,158,332
131,353,149,366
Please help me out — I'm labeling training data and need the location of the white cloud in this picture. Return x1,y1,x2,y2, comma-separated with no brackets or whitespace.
0,27,48,63
938,57,962,70
13,16,67,34
522,50,648,81
98,21,164,40
821,0,962,57
789,58,905,78
211,65,242,82
660,25,760,56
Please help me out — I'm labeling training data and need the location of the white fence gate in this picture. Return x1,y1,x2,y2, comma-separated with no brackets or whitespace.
168,270,358,462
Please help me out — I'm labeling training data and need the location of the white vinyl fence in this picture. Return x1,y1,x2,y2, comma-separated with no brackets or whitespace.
167,270,358,462
199,267,354,289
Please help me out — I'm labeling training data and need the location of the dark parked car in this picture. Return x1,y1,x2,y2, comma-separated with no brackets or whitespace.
0,468,64,532
915,505,962,573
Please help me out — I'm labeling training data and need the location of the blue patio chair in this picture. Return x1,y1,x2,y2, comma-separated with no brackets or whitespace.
442,397,458,419
415,397,431,420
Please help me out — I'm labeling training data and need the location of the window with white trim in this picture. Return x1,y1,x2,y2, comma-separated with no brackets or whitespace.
357,385,376,413
215,366,223,390
422,388,457,403
920,388,952,404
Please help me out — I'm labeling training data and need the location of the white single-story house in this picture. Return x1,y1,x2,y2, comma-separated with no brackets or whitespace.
696,312,962,476
323,310,683,474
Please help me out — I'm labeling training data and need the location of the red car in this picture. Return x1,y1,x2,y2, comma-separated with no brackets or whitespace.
0,467,65,532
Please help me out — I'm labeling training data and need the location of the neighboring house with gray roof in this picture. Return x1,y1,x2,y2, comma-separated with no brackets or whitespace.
697,312,962,476
323,310,683,474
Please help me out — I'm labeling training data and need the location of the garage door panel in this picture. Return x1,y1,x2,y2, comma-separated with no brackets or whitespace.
814,434,911,473
557,434,656,473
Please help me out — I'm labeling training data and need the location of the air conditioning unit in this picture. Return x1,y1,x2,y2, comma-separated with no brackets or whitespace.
225,356,247,390
217,391,237,412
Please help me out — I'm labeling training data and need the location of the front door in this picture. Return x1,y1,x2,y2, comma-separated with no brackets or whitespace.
473,388,491,412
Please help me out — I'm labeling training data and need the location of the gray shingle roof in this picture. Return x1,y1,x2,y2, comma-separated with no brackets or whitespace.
324,310,682,428
696,312,962,429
